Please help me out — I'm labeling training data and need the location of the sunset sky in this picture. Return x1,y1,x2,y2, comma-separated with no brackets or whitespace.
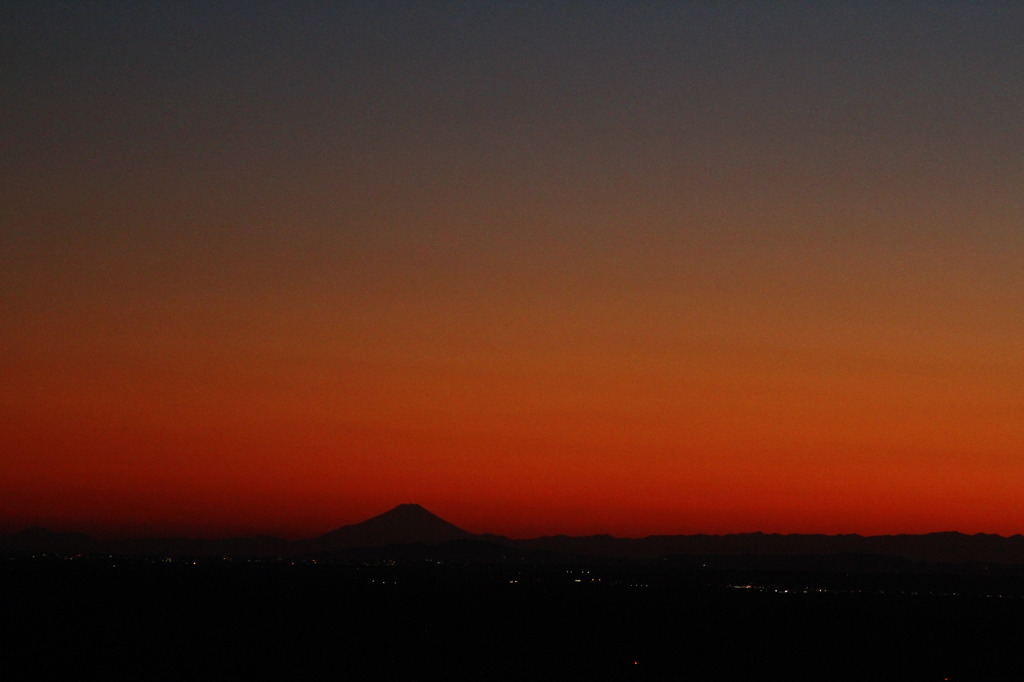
4,1,1024,539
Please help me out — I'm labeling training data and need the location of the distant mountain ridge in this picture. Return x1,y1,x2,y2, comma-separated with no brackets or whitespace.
6,505,1024,567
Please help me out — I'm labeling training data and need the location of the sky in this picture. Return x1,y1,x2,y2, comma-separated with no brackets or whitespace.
3,1,1024,539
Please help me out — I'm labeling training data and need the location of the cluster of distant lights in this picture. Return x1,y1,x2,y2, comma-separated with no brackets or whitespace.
8,554,1022,603
727,584,1014,600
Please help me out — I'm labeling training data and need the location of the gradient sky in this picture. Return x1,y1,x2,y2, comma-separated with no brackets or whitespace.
3,1,1024,539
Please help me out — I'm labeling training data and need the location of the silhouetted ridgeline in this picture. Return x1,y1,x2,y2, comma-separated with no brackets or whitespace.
5,505,1024,569
497,530,1024,568
7,506,1024,680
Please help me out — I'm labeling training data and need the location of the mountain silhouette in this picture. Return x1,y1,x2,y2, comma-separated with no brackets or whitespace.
7,505,1024,569
314,503,473,549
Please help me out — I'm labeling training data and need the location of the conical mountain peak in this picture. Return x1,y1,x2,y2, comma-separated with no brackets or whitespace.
389,503,432,514
318,504,472,548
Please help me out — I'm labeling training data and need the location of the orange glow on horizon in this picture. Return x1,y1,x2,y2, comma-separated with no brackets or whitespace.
5,3,1024,540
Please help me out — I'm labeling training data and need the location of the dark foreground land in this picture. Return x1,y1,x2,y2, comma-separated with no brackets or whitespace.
6,555,1024,681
